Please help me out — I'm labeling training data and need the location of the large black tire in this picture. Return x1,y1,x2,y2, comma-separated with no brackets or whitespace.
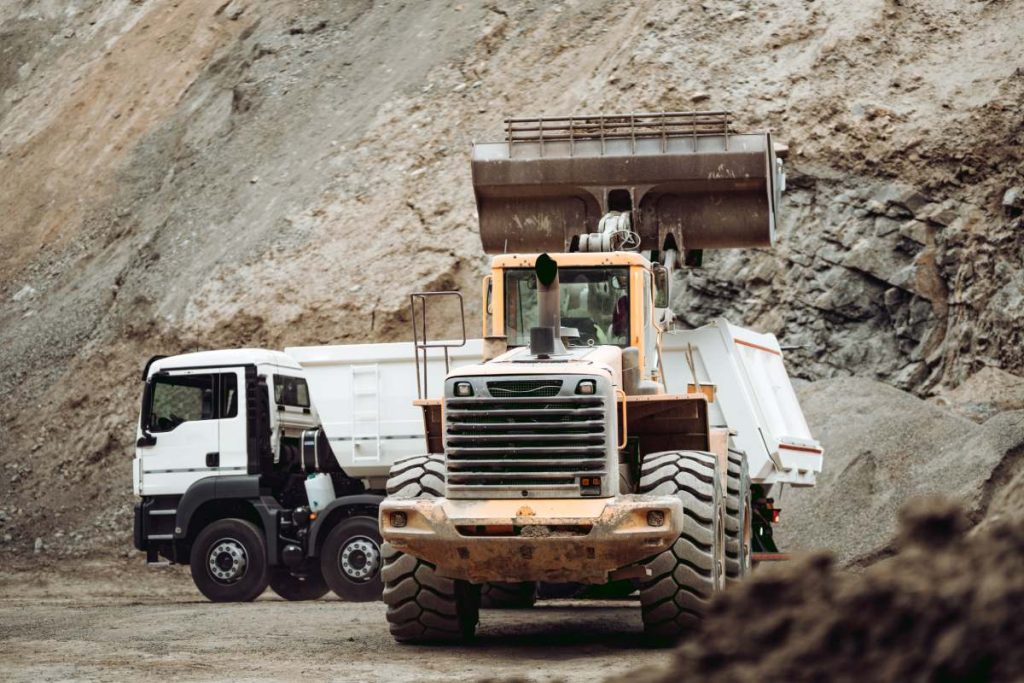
724,449,752,586
637,450,725,640
320,516,384,602
189,518,269,602
480,582,537,609
382,543,481,643
381,454,481,643
269,564,330,601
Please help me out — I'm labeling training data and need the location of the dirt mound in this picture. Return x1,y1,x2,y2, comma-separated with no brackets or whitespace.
775,377,1024,566
637,498,1024,683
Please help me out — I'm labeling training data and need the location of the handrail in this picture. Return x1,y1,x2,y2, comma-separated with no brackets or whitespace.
409,291,467,400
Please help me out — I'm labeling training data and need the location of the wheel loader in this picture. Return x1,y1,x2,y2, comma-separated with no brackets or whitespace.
378,112,822,642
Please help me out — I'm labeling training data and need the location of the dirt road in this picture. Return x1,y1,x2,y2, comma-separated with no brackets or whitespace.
0,566,665,682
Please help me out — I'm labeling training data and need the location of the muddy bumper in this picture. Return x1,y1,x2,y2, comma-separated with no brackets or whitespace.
379,495,683,583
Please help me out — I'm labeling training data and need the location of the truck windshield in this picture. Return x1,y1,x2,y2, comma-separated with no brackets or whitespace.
504,267,630,348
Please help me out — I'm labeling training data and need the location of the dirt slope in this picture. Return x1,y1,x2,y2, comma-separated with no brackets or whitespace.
1,0,1022,563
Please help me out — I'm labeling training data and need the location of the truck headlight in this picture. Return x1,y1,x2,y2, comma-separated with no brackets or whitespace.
454,381,474,397
576,379,596,395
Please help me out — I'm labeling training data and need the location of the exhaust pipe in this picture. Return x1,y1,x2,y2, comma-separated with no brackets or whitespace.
530,253,564,357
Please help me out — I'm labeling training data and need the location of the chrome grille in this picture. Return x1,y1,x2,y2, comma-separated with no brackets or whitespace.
444,392,608,497
486,380,562,397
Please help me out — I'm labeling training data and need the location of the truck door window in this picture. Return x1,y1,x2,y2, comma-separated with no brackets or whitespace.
148,374,215,432
220,373,238,419
274,375,310,408
504,267,630,347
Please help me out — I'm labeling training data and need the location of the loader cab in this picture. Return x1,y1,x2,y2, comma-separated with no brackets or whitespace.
485,252,663,383
133,349,318,497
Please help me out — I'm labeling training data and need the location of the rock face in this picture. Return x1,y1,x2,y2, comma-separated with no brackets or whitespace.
776,378,1024,566
674,178,1024,393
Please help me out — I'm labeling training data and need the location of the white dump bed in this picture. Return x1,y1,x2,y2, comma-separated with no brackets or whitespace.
287,319,820,487
663,319,822,486
285,340,483,479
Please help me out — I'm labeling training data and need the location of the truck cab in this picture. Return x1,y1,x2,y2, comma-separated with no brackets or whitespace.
133,349,386,603
134,349,316,498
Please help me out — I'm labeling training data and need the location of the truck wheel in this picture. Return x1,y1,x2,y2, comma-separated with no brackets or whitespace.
637,450,725,640
320,516,384,602
189,518,269,602
480,582,537,609
381,453,480,642
382,543,481,643
269,565,329,601
725,449,752,585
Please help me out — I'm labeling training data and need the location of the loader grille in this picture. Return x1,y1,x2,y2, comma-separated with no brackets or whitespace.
486,380,563,397
444,383,609,498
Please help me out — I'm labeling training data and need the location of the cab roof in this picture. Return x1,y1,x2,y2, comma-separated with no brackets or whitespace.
146,348,301,379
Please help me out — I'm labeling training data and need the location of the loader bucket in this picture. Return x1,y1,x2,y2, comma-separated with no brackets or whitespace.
471,112,783,254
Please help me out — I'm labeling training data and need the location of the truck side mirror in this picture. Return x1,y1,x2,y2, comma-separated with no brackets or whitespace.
139,378,156,444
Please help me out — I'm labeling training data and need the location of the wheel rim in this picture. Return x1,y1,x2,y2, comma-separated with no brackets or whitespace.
338,535,381,583
208,538,248,584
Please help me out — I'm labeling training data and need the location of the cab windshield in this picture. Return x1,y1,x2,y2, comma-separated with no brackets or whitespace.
504,267,630,348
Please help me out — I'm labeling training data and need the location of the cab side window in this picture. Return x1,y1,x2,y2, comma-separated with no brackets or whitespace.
274,375,310,408
149,374,215,432
148,373,238,431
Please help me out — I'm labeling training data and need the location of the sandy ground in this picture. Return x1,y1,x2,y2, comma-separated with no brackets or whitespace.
0,567,665,683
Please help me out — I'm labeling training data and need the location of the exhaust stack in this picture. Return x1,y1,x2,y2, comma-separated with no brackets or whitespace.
530,253,564,357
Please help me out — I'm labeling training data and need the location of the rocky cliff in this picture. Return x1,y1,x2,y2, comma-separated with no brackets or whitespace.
0,0,1021,561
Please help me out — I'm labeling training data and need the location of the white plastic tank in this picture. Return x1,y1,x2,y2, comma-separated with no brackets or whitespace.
304,473,336,512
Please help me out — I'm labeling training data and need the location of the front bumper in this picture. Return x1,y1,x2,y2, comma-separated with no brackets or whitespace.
379,495,683,583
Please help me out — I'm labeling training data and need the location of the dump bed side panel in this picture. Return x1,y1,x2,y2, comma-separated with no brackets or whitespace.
662,319,822,486
285,340,483,479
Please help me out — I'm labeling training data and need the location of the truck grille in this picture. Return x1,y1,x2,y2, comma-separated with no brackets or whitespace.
444,393,608,497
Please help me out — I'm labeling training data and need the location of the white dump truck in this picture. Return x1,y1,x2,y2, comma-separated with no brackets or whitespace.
131,344,474,602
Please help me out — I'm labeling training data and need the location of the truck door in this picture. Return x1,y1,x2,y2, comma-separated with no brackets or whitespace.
139,370,219,495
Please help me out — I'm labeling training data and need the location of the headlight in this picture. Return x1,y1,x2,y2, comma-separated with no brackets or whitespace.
576,379,596,395
454,381,474,397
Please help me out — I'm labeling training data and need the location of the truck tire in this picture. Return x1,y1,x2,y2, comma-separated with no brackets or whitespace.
725,449,752,585
320,516,384,602
637,450,725,640
189,518,269,602
480,582,537,609
270,565,329,601
381,454,480,643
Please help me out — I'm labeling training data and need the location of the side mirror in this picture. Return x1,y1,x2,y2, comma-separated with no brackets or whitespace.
653,264,670,308
137,434,157,448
